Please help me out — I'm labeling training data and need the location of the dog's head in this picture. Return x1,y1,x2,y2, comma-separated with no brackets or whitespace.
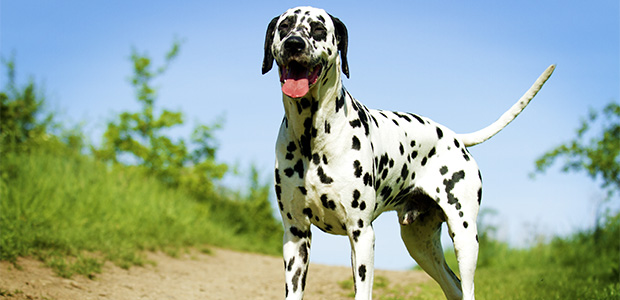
262,6,348,99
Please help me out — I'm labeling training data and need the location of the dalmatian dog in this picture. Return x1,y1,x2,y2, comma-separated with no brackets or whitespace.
262,6,554,300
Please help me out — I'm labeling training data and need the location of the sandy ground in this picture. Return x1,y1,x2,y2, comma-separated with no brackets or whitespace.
0,248,432,300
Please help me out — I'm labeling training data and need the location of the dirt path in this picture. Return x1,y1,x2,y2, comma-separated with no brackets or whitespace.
0,248,432,299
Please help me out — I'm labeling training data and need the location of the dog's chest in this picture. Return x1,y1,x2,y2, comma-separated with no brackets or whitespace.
276,134,369,235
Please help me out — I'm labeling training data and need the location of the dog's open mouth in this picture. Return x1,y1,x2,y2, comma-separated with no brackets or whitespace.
280,61,322,98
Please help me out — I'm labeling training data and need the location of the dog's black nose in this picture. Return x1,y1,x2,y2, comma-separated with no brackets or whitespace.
284,36,305,53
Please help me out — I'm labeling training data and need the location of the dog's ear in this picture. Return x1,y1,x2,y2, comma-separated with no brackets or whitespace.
329,14,349,78
262,16,280,75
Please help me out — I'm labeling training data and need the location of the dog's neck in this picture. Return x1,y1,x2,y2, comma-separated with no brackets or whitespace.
281,60,350,158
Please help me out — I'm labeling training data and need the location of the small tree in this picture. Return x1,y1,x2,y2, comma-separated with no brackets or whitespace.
533,101,619,200
0,57,53,150
93,42,227,196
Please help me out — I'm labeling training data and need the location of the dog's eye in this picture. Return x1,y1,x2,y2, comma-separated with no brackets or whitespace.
310,22,327,41
279,22,290,30
313,27,325,35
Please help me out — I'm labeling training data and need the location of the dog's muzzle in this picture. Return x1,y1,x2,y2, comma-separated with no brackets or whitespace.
279,36,322,98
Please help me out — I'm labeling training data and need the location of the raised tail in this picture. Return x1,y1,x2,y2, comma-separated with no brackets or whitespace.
457,64,555,147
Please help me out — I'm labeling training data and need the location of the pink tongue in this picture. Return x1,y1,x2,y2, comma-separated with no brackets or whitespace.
282,78,309,98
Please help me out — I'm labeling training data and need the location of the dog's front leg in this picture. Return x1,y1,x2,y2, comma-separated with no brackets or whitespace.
349,225,375,300
283,222,312,299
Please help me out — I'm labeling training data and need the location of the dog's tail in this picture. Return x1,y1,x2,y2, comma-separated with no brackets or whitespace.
457,64,555,147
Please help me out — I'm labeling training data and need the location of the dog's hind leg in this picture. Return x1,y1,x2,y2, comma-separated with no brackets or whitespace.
446,215,479,300
398,194,463,300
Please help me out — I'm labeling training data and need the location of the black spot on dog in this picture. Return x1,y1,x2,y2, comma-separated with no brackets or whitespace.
310,99,318,114
276,185,282,201
299,243,309,264
298,186,307,195
440,166,448,175
358,219,364,228
352,230,361,242
300,97,311,110
358,264,367,281
380,186,393,201
463,221,469,228
317,166,334,184
428,147,436,159
302,268,308,291
321,194,336,210
292,267,302,292
409,113,425,124
302,207,313,219
290,226,310,239
477,188,482,204
335,94,345,112
354,160,363,177
461,148,470,161
443,170,466,205
436,127,443,139
400,164,409,181
275,169,281,184
293,159,304,178
363,173,372,186
399,143,405,155
352,136,361,150
312,153,320,164
287,256,295,271
394,112,412,122
352,189,360,208
287,142,297,152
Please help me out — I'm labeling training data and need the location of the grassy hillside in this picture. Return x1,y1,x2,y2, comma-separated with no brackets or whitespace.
0,54,283,279
0,145,282,278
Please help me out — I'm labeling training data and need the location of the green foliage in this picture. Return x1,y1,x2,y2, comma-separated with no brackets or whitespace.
0,56,53,151
93,41,227,195
0,48,282,277
534,101,620,199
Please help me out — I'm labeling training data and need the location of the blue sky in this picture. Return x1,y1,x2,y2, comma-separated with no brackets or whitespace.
2,1,618,270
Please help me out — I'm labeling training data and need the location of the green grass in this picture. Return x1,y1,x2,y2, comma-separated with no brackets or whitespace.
388,215,620,299
0,147,282,278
